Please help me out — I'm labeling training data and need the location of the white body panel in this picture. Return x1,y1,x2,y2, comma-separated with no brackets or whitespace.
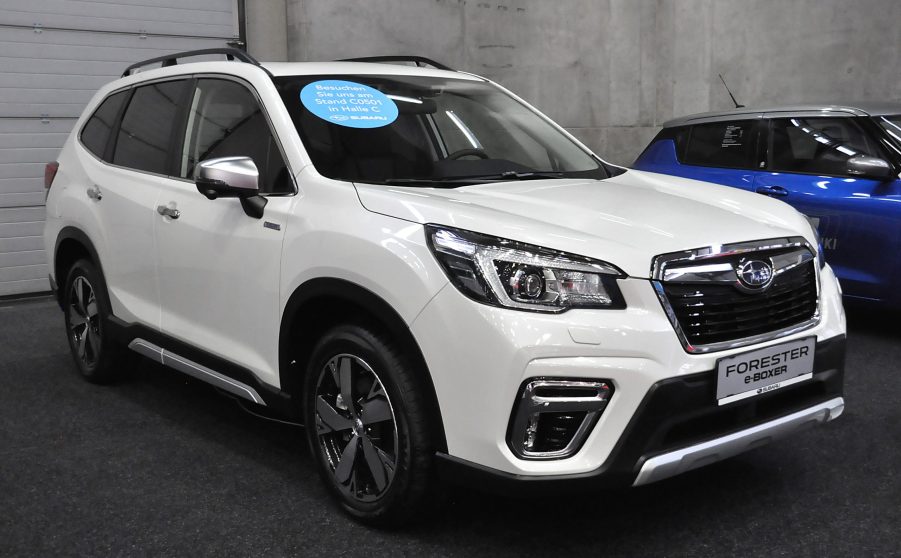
154,181,290,386
354,170,815,279
279,168,449,329
45,137,161,328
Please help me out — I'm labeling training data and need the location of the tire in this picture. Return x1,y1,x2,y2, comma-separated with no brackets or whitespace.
303,324,437,527
62,259,125,384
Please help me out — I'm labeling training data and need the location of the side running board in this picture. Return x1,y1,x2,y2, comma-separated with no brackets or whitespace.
128,338,267,406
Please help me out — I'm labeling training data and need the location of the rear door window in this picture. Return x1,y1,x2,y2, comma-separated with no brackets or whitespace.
113,79,188,174
80,90,129,161
683,121,758,169
768,117,888,176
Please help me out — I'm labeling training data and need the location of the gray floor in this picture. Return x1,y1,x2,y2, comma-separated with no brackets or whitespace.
1,297,899,557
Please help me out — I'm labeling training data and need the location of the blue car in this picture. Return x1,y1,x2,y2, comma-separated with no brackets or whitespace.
633,103,901,308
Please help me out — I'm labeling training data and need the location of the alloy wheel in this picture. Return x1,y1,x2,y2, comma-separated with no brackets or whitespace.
314,353,399,502
67,275,101,368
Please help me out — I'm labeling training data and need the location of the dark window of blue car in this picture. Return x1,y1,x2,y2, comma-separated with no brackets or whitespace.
683,121,758,169
768,117,887,176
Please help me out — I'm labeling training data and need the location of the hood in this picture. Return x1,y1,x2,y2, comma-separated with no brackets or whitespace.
353,169,814,279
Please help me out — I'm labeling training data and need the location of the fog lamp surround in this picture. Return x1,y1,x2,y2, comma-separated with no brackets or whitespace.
426,225,626,312
508,379,613,460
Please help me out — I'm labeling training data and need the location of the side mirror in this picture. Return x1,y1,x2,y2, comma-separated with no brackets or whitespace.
195,156,267,218
846,156,893,180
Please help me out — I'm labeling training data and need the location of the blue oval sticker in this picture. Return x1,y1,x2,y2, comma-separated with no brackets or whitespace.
300,80,399,128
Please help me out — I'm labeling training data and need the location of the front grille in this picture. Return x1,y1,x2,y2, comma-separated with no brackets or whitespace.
662,260,817,347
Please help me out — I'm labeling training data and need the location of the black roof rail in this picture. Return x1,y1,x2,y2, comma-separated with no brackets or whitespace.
122,48,265,77
337,56,454,72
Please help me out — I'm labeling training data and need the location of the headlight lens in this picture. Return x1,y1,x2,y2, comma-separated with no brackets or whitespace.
426,225,626,312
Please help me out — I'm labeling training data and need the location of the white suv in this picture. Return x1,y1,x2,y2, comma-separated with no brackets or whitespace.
43,50,847,525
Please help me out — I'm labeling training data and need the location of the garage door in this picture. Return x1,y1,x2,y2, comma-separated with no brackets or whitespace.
0,0,239,296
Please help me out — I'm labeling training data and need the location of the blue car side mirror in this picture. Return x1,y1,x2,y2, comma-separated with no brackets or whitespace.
846,156,894,180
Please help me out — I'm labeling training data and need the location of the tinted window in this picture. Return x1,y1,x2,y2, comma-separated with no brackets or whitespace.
113,80,187,174
180,79,291,193
769,117,887,176
683,121,757,169
80,90,128,160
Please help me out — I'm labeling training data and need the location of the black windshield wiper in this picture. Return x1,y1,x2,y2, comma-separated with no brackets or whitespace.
469,171,566,181
435,171,566,182
382,171,565,186
381,177,485,187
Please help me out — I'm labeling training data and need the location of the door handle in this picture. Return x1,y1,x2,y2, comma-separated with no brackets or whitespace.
755,185,789,197
86,185,102,201
156,205,180,219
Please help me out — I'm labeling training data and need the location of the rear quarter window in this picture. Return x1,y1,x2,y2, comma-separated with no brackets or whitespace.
683,121,757,169
80,90,128,160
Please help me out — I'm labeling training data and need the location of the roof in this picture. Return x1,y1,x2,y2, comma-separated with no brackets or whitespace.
121,59,483,85
663,102,901,127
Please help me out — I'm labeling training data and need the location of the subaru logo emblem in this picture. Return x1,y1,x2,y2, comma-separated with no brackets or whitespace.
736,259,774,290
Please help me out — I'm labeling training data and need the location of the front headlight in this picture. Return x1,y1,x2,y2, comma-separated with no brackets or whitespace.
426,225,626,312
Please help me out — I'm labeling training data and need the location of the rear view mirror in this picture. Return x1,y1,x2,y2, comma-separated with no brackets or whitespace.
392,97,437,114
846,156,893,180
195,156,267,218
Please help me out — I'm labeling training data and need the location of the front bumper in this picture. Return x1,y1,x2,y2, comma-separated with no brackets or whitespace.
633,396,843,486
412,263,846,481
435,335,846,494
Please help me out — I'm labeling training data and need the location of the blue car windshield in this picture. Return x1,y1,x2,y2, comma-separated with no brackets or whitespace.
877,115,901,148
275,74,606,186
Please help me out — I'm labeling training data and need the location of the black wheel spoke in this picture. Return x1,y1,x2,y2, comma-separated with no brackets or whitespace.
71,277,86,317
68,313,87,331
360,436,393,491
85,325,98,361
77,326,89,360
334,436,359,485
360,397,392,425
338,357,356,418
85,296,98,319
316,396,353,434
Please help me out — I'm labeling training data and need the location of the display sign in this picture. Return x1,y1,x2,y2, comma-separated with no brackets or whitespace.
300,80,399,128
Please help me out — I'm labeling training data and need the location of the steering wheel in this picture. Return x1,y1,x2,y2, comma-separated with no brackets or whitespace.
447,148,489,160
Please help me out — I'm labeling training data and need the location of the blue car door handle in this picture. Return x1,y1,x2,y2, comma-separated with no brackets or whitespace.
756,185,789,197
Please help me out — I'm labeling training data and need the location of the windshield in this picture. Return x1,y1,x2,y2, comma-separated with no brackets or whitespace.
877,115,901,150
275,74,606,186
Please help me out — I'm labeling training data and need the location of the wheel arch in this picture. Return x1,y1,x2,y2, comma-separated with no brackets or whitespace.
53,227,107,310
279,277,447,452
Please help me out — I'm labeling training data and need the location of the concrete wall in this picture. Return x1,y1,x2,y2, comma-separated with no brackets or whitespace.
245,0,288,61
249,0,901,166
